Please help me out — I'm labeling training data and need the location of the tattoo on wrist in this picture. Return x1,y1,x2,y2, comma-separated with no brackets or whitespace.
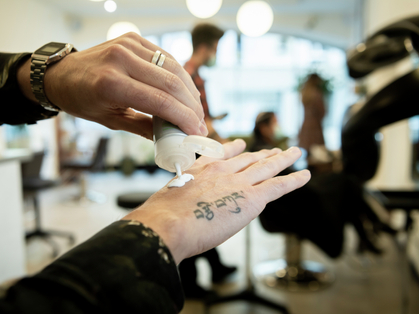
193,191,245,221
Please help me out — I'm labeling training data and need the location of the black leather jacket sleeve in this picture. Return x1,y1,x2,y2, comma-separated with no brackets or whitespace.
0,52,58,125
0,220,185,314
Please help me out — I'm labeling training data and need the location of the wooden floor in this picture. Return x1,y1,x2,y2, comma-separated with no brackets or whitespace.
22,170,419,314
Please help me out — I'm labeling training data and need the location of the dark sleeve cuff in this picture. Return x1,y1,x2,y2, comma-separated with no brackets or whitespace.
2,221,184,314
0,52,58,126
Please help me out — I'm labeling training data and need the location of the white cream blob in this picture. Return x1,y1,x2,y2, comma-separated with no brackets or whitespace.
168,173,194,188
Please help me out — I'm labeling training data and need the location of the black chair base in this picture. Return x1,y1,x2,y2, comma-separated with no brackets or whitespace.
204,225,290,314
204,286,290,314
254,259,334,292
26,229,75,258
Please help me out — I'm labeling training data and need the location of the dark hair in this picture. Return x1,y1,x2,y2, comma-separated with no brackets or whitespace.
303,73,324,90
191,23,225,51
253,112,275,139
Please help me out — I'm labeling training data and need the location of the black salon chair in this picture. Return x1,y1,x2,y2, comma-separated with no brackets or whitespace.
342,15,419,241
22,151,75,257
61,137,109,203
254,16,419,292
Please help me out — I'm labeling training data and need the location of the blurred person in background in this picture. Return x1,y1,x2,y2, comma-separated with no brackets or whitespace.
180,23,237,299
298,73,334,173
184,23,227,144
298,73,326,153
249,112,288,153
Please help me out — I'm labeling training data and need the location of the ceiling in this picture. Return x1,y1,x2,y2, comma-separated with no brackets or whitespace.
35,0,363,48
37,0,359,17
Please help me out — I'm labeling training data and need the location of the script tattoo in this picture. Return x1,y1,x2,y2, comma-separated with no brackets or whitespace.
194,191,245,220
194,202,214,220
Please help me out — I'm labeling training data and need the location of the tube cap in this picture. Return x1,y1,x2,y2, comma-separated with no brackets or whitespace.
154,135,224,173
181,135,224,158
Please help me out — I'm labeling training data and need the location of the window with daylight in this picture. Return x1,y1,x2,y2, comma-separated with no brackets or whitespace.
159,29,357,151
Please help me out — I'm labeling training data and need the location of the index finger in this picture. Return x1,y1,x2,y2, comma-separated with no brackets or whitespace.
194,139,247,167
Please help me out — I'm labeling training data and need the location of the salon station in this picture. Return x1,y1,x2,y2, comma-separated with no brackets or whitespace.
1,0,419,313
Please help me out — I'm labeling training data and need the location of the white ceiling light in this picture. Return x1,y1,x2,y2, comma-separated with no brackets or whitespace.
237,1,274,37
186,0,223,19
107,22,141,41
104,0,117,12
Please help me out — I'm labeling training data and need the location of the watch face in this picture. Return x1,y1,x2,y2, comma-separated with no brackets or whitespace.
36,43,67,56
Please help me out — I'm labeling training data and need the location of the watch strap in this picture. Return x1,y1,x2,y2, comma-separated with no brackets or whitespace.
30,56,60,112
30,43,75,112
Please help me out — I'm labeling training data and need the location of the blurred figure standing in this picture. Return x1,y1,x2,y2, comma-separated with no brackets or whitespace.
184,23,226,143
179,23,236,299
298,73,326,153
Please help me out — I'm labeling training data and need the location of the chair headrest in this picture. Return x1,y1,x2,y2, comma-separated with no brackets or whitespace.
347,15,419,78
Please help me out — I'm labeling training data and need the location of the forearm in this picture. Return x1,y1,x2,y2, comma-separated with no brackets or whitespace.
0,221,184,314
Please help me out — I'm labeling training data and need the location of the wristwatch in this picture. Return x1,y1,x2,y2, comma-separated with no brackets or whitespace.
30,42,75,112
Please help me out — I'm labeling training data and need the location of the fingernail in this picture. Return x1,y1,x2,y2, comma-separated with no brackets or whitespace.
287,146,299,153
301,169,311,176
199,121,208,136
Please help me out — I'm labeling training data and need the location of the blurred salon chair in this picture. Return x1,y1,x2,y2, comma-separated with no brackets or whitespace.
343,15,419,220
344,16,419,279
253,169,341,292
254,15,419,292
61,137,109,203
116,191,155,210
205,223,291,314
22,151,75,257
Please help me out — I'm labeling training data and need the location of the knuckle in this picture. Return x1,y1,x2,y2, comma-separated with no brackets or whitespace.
93,69,118,93
271,177,289,196
242,152,257,163
171,61,183,77
255,157,277,174
164,72,182,94
104,44,127,60
276,178,287,191
258,157,275,168
153,90,174,116
195,90,201,100
115,33,142,49
259,149,272,154
124,31,142,41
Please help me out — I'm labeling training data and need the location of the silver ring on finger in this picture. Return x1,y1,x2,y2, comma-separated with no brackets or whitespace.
156,54,166,67
151,50,162,65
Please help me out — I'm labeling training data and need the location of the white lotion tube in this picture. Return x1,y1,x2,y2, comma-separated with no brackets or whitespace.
153,116,224,188
153,116,196,173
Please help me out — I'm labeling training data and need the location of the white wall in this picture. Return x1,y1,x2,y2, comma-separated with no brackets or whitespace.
0,0,72,52
365,0,419,35
362,0,419,190
0,0,73,178
0,160,26,283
